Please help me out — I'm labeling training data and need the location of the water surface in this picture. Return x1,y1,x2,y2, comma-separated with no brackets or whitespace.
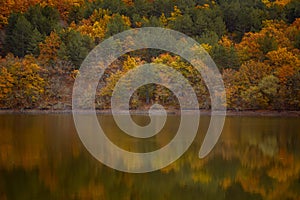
0,114,299,200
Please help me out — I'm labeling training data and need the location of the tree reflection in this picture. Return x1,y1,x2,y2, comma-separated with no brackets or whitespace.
0,115,299,199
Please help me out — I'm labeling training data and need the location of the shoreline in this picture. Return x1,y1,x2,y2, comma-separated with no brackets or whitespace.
0,109,300,117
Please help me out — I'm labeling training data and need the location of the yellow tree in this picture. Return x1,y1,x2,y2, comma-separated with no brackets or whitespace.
222,68,239,109
72,8,131,42
71,9,112,42
0,58,14,101
97,56,144,109
152,53,208,108
0,54,46,108
168,6,182,21
38,31,62,66
262,0,292,7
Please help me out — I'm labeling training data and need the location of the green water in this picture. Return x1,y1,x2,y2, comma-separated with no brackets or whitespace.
0,114,299,200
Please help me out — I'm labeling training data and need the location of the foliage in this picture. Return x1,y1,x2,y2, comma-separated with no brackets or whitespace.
219,0,266,41
4,14,34,57
71,8,112,42
58,29,94,68
38,31,62,66
3,5,61,57
25,5,61,35
284,0,300,23
0,54,46,108
98,56,144,109
0,0,299,110
105,13,131,37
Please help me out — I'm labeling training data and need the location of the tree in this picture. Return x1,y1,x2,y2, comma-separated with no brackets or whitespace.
98,56,144,109
169,13,194,36
258,33,278,55
188,5,226,38
97,0,127,14
0,0,15,28
3,5,61,57
211,36,240,70
0,62,14,101
27,28,44,56
72,8,112,42
219,0,265,41
4,14,33,57
153,0,175,17
0,0,41,28
266,47,300,79
286,72,300,109
38,31,62,66
25,5,61,35
142,16,164,27
0,54,46,108
59,29,94,68
259,75,279,97
226,60,273,109
286,18,300,49
105,14,131,38
284,0,300,23
128,0,154,18
67,5,85,24
236,20,292,62
152,53,208,108
196,31,219,45
258,75,280,107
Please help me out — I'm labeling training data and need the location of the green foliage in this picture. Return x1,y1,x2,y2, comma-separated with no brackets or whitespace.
105,14,130,37
211,44,240,70
68,5,85,24
190,6,226,37
27,28,44,56
143,16,164,27
293,30,300,49
285,72,300,109
4,14,33,57
130,0,154,17
91,0,127,15
153,0,175,16
258,75,279,97
258,34,278,54
219,0,266,41
59,29,94,68
284,0,300,23
196,31,219,45
3,5,61,57
169,14,194,35
25,5,61,35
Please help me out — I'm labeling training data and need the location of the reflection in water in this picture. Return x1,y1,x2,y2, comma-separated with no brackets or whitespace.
0,114,299,199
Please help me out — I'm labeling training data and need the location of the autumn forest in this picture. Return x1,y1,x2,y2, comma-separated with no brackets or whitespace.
0,0,299,110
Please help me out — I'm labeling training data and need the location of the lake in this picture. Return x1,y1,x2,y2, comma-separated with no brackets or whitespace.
0,114,299,200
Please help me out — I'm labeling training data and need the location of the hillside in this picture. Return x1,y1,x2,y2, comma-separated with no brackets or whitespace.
0,0,299,110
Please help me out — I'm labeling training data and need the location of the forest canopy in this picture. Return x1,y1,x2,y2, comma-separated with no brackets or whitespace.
0,0,299,110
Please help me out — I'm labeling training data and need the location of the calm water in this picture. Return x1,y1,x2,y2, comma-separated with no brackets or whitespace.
0,114,299,200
